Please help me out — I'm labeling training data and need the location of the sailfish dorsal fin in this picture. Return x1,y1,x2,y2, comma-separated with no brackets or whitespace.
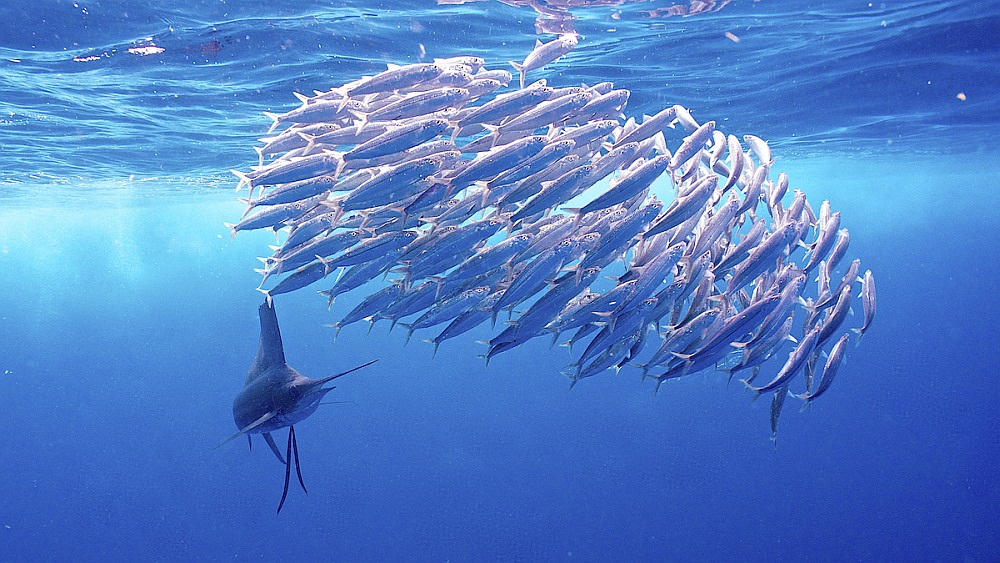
246,299,287,385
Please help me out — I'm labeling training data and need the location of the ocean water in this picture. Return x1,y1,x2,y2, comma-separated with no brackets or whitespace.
1,1,998,561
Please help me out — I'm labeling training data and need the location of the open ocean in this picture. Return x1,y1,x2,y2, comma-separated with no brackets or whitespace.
1,1,998,561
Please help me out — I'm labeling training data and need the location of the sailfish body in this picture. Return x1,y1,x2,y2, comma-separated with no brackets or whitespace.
233,363,331,436
221,299,378,512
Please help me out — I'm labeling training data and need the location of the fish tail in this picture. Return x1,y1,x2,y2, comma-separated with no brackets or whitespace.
297,132,317,154
236,198,256,219
474,349,492,369
398,323,415,345
421,338,441,358
508,61,525,89
333,153,347,180
231,169,252,193
354,114,369,136
333,88,350,111
262,111,281,134
798,397,813,414
315,255,333,278
479,123,500,148
653,376,665,396
256,287,273,307
628,362,648,381
317,288,336,309
257,267,273,286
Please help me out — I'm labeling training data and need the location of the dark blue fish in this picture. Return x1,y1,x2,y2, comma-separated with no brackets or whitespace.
218,300,377,513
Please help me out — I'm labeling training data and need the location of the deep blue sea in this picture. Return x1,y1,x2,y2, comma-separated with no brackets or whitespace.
2,1,998,561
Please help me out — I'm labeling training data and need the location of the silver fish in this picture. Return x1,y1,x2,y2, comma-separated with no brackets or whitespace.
344,63,444,97
669,120,715,172
747,325,822,394
509,34,579,88
798,332,850,403
615,106,679,148
496,92,593,134
853,269,876,339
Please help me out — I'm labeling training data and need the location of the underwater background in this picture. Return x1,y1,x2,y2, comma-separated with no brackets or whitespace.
1,0,998,561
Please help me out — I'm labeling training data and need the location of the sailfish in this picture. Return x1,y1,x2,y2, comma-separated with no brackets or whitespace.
218,299,378,513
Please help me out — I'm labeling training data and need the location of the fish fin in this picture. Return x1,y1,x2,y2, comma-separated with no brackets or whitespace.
223,222,239,241
313,254,334,278
214,410,277,450
292,91,310,103
421,338,442,358
296,131,319,154
256,286,273,307
653,376,667,396
262,432,287,464
318,288,336,309
508,61,525,89
798,398,813,414
353,113,369,135
262,111,284,134
330,322,344,341
851,327,866,347
236,197,255,219
230,169,252,192
398,323,415,345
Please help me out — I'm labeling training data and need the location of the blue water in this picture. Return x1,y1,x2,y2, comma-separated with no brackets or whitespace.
1,1,998,561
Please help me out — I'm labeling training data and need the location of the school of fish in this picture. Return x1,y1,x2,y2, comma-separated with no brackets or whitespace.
228,35,877,440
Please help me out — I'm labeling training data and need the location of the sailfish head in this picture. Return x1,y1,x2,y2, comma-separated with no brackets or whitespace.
281,369,355,419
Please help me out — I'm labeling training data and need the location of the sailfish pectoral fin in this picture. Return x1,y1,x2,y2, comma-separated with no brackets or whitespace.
214,410,277,450
263,432,287,465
